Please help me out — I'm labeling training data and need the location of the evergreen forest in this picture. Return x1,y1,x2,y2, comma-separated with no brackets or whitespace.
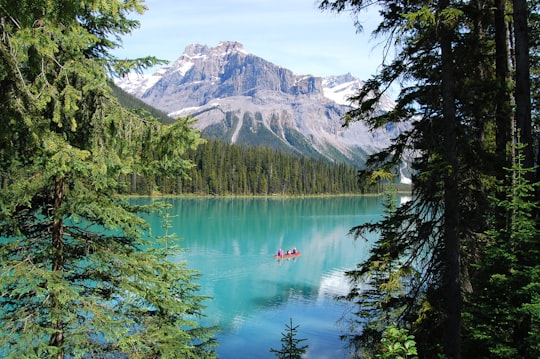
320,0,540,358
126,138,366,196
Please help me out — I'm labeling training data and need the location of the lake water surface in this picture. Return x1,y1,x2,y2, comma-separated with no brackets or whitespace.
137,196,388,358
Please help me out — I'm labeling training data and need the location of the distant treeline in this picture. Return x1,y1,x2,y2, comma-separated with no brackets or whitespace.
124,138,364,196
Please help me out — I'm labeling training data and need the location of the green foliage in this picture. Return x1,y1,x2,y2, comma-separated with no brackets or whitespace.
270,317,309,359
340,184,424,358
162,138,364,196
464,146,540,358
365,169,397,194
0,0,216,357
320,0,540,358
377,325,418,359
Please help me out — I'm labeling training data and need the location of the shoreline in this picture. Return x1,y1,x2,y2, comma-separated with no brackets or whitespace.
123,190,412,199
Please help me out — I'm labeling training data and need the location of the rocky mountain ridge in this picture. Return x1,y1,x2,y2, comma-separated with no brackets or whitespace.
116,41,409,180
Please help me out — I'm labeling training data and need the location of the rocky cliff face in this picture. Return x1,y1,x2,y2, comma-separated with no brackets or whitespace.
135,42,325,112
116,41,408,176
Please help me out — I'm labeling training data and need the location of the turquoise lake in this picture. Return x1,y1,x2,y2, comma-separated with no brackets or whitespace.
136,196,394,358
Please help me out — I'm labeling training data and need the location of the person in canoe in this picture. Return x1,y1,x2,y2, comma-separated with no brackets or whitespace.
274,247,301,259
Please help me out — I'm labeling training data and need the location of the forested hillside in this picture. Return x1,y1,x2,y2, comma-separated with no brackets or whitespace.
125,138,364,196
110,81,174,124
111,80,375,196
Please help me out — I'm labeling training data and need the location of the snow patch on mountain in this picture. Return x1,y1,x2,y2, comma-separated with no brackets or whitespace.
171,60,194,76
117,69,373,109
322,74,362,106
116,67,169,98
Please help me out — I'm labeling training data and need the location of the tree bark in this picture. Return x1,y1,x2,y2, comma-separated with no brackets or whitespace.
494,0,513,168
493,0,514,228
440,1,461,358
512,0,533,176
131,172,138,193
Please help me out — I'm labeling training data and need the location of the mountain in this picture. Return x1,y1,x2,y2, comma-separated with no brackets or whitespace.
115,41,409,180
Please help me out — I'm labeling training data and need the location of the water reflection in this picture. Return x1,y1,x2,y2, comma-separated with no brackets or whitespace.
318,268,352,301
134,196,387,358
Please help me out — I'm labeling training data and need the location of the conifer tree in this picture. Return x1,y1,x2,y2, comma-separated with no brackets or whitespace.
320,0,539,358
464,145,540,358
270,317,308,359
0,1,216,358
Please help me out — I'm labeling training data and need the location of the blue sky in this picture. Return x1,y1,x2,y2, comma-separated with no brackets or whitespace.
113,0,385,80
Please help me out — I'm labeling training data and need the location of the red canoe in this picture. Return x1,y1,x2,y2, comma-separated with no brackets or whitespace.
274,251,301,259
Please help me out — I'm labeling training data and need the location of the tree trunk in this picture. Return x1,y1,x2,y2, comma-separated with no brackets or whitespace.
512,0,533,175
440,2,461,357
494,0,514,227
131,172,138,193
494,0,513,168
